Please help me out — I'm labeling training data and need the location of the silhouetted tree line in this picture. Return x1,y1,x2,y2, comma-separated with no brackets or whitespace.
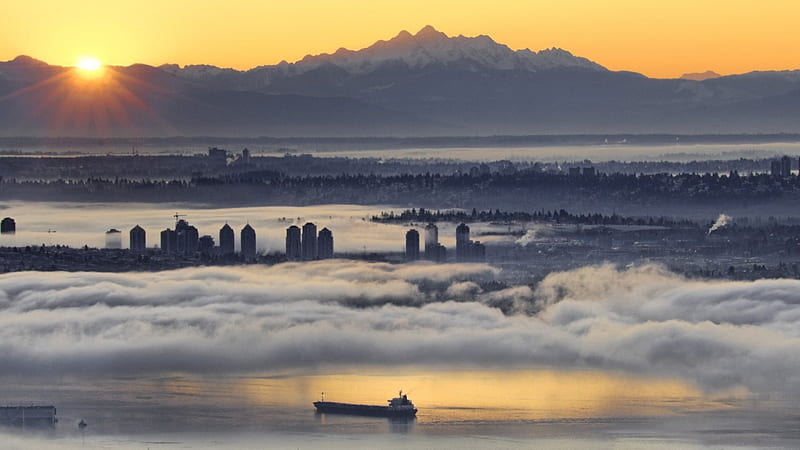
372,208,698,227
2,169,800,207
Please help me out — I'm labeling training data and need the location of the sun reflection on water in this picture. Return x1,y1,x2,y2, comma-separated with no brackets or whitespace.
229,368,739,422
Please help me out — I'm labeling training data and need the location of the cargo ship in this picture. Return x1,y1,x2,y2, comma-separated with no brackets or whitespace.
0,405,57,425
313,391,417,417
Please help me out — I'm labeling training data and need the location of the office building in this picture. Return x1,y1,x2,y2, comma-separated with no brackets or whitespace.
317,227,334,259
241,224,256,261
302,222,317,261
199,235,215,256
772,160,783,177
160,228,176,253
405,229,420,261
455,222,486,262
175,219,199,256
286,225,302,261
129,225,146,253
0,217,15,234
781,155,792,177
424,223,441,260
456,223,470,261
219,223,235,256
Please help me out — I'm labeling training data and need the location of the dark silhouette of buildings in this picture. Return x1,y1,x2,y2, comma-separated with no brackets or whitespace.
175,219,199,255
455,222,486,262
286,225,302,261
456,223,470,260
160,218,198,255
199,235,215,256
424,223,438,256
424,223,447,262
405,229,420,261
129,225,146,253
467,241,486,261
208,147,227,160
317,227,334,259
302,222,317,261
1,217,15,234
241,224,256,261
160,228,176,253
105,229,122,249
771,160,781,177
772,156,792,177
781,155,792,177
219,223,235,256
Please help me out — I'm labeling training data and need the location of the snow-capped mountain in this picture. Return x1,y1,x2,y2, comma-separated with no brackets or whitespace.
293,25,605,74
160,25,605,90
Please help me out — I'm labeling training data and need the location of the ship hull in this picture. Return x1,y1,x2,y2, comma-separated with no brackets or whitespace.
0,406,57,425
314,401,417,417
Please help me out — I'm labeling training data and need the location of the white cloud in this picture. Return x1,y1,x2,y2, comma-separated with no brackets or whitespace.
1,261,800,396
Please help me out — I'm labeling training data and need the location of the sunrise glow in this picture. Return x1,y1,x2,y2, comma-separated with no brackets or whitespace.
2,0,800,78
76,57,102,72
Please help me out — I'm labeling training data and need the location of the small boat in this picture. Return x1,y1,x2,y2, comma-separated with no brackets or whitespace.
313,390,417,417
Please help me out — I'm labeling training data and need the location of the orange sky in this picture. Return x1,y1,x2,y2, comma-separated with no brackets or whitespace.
1,0,798,78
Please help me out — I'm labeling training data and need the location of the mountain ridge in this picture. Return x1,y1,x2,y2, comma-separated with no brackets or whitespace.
159,25,605,84
2,26,800,136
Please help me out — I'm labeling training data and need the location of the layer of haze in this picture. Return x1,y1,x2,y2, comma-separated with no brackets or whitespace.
1,1,799,78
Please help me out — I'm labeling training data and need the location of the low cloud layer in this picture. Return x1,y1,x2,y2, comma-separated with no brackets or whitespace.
1,261,799,396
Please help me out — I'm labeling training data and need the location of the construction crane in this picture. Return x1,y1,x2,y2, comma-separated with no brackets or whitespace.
173,212,187,226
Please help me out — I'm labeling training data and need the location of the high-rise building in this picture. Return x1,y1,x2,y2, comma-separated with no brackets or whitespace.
241,224,256,261
199,235,215,256
405,229,420,261
1,217,15,234
781,155,792,177
454,223,486,262
129,225,146,253
470,241,486,261
430,243,447,262
175,219,199,255
302,222,318,261
771,160,783,177
424,223,438,260
208,147,227,160
105,229,122,249
456,223,470,261
286,226,302,261
317,227,334,259
219,223,235,256
160,228,176,253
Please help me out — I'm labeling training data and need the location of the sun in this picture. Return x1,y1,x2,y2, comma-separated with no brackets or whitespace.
76,57,102,72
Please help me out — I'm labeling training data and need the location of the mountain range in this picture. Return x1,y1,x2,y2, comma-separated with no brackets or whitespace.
1,26,799,137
